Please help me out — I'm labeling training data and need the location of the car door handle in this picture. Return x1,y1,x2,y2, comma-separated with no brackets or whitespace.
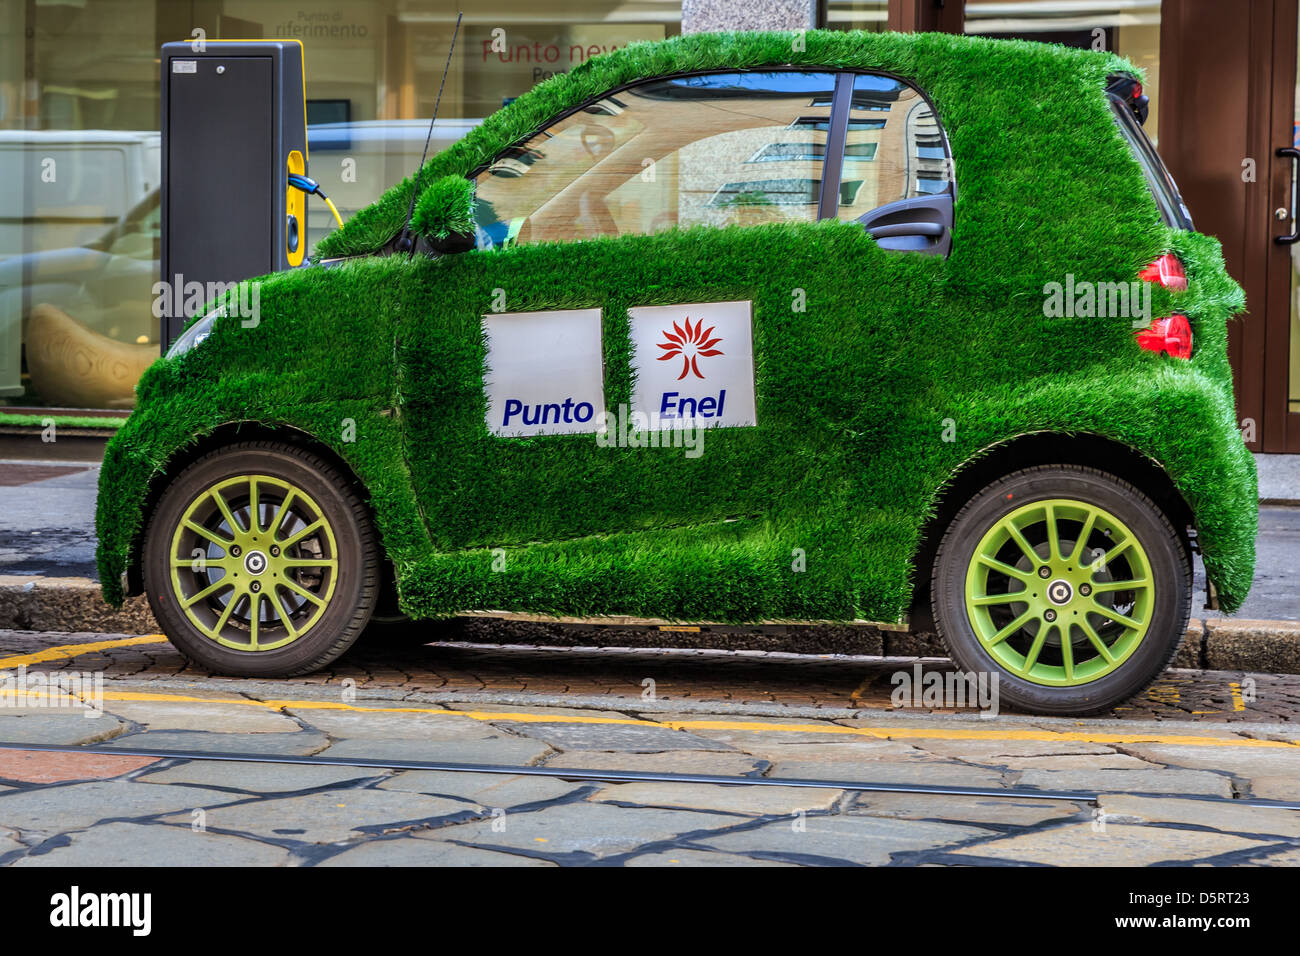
855,194,953,255
864,221,945,240
1276,147,1300,245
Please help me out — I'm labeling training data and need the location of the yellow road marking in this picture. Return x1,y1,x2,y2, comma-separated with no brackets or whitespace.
2,637,1293,752
10,687,1300,751
0,635,167,669
1146,683,1181,705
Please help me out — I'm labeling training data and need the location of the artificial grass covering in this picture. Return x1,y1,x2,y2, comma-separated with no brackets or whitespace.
411,175,475,242
0,413,125,430
97,29,1255,624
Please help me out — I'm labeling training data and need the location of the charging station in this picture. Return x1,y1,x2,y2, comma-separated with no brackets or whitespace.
159,40,308,348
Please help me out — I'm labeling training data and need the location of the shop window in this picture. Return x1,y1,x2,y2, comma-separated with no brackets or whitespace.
1,2,681,410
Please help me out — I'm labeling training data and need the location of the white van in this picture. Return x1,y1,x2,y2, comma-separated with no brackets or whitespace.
0,130,160,258
0,131,159,398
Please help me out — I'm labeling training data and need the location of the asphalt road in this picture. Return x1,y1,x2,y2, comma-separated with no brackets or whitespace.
0,460,99,579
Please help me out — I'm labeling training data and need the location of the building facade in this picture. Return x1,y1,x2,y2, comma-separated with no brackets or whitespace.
0,0,1294,451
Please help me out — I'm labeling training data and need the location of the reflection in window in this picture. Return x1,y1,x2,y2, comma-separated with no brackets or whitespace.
710,179,821,206
788,117,886,133
472,71,839,247
748,143,825,163
834,74,953,222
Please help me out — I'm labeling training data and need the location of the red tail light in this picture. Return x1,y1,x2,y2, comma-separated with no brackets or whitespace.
1136,314,1192,359
1138,252,1187,291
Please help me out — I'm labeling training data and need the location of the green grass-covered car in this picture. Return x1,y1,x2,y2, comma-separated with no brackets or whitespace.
96,30,1256,716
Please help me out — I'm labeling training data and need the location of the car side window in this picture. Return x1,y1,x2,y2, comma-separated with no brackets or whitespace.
833,73,953,222
472,71,839,248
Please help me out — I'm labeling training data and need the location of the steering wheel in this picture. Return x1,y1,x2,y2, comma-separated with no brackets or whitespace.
580,124,616,159
529,191,620,243
575,191,619,237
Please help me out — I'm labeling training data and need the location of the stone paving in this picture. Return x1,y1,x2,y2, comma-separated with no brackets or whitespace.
0,630,1297,865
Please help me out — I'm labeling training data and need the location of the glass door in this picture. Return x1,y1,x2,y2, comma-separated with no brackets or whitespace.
1268,0,1300,451
1290,18,1300,426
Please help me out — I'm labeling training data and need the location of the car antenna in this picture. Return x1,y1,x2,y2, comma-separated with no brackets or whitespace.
396,10,463,257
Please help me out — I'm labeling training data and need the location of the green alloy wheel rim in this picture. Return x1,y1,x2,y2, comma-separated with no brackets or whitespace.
963,498,1154,687
168,475,339,652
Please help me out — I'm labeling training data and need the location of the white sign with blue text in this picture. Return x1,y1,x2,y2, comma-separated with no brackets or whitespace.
483,308,605,437
629,300,757,429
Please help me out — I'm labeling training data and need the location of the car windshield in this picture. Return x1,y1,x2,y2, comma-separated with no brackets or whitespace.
1107,93,1192,230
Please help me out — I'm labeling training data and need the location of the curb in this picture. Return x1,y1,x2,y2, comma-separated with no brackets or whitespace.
0,426,117,463
0,575,155,636
2,574,1299,676
879,620,1300,675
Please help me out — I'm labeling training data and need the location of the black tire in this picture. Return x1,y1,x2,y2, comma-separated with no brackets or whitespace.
931,465,1190,716
143,440,380,677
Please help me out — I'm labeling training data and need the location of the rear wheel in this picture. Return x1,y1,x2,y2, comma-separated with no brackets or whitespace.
932,465,1190,716
143,440,379,676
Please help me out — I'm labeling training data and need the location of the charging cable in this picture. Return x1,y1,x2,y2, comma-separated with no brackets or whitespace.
287,173,344,229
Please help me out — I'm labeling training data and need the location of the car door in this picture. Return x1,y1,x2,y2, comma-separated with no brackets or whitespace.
398,68,956,621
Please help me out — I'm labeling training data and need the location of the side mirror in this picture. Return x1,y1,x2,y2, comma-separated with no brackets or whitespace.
412,175,476,254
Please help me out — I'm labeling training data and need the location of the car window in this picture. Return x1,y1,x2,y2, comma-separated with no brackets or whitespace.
472,71,839,248
1107,93,1192,229
833,73,953,223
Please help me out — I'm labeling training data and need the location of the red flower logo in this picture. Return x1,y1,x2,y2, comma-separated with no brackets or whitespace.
656,317,723,380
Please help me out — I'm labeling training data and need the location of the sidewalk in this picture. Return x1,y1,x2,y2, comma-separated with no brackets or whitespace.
1258,451,1300,504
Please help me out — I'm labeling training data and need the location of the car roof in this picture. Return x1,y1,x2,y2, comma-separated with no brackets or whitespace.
314,29,1140,261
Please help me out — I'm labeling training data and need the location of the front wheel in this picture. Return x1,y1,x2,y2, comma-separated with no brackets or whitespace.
143,440,380,676
931,465,1190,716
